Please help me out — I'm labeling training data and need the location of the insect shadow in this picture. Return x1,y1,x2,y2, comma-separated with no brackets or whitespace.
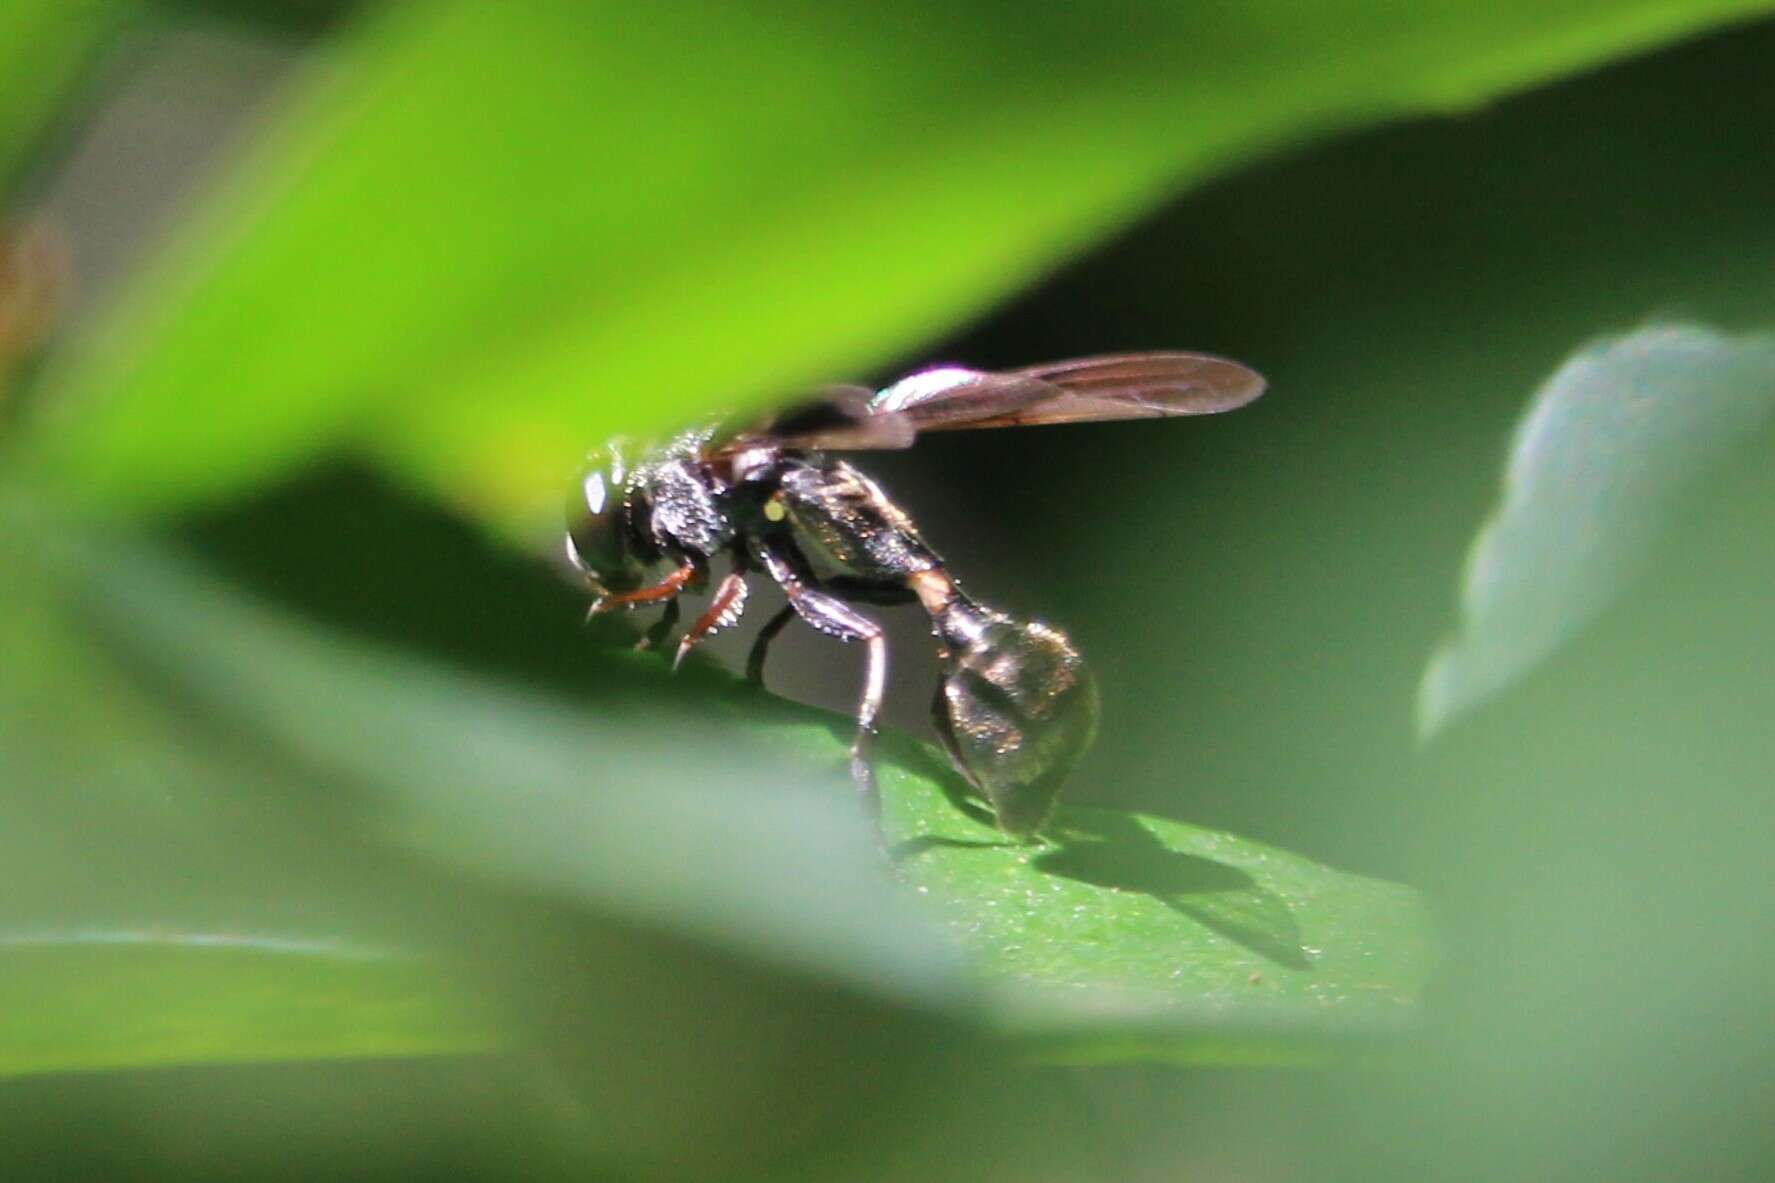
892,774,1311,971
1032,812,1311,970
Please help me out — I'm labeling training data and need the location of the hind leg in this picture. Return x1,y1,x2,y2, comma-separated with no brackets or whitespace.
753,546,887,824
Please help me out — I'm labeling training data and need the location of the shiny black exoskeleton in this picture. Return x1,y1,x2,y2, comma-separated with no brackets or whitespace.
567,353,1265,838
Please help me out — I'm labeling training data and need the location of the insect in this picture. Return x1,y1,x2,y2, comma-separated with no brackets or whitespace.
567,352,1265,838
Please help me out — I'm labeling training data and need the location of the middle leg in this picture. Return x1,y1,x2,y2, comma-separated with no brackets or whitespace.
745,603,796,685
634,597,681,653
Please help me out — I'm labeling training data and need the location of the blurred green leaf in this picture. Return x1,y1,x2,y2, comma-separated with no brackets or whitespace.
155,0,362,37
45,527,962,1011
0,937,494,1077
1419,324,1775,736
0,509,500,1076
5,511,1432,1065
0,497,963,1078
26,0,1775,537
0,1,136,193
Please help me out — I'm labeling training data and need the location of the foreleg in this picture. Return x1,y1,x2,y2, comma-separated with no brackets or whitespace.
584,559,698,620
672,572,750,670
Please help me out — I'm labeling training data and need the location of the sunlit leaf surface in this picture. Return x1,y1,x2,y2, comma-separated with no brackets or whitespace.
883,775,1433,1060
1420,324,1775,735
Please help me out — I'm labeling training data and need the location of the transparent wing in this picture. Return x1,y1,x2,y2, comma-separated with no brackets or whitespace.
717,352,1265,455
711,385,916,454
872,351,1266,432
870,366,1061,427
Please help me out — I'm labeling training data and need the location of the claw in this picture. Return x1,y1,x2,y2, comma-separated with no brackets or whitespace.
672,572,749,672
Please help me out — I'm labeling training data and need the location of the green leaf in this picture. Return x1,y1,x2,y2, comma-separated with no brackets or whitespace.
6,509,1432,1066
0,1,136,193
0,935,496,1077
0,512,501,1076
1420,324,1775,736
153,1,362,37
884,775,1434,1061
34,526,963,1012
27,0,1775,537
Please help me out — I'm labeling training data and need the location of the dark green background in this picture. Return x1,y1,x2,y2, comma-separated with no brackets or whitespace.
4,5,1773,1180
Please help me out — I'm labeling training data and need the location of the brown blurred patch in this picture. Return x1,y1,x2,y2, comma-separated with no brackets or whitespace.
0,216,70,398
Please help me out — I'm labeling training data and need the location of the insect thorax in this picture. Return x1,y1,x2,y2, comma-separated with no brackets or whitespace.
772,459,942,584
630,452,735,558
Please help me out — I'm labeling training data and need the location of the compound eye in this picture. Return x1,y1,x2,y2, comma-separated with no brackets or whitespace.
567,451,645,592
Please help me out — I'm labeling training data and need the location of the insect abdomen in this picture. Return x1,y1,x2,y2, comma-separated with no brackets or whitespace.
932,607,1100,838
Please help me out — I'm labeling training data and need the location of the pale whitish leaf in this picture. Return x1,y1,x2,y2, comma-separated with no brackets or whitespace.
1420,324,1775,736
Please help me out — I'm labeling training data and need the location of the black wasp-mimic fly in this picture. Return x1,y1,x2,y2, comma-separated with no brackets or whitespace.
567,352,1265,838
